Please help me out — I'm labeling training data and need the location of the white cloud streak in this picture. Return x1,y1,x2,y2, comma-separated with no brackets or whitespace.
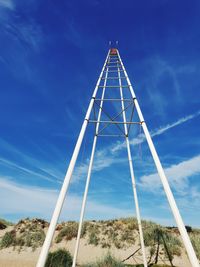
0,111,199,188
150,110,200,137
0,178,133,221
0,157,62,184
139,154,200,194
73,148,125,182
0,137,65,184
111,110,200,153
74,110,200,183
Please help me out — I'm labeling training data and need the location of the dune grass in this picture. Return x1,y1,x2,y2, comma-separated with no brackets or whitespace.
45,249,72,267
81,253,174,267
0,218,45,251
81,253,124,267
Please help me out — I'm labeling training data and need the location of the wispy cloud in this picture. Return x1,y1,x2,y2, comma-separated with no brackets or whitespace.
0,177,133,221
144,56,182,116
0,0,14,10
1,110,199,188
0,1,42,51
139,154,200,194
52,110,200,184
111,110,200,153
0,157,62,184
0,2,44,89
72,148,125,183
4,18,43,52
150,110,200,137
65,20,82,48
0,137,65,184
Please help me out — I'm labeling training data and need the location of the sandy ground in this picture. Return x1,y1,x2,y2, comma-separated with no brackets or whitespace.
0,247,39,267
0,228,192,267
0,238,192,267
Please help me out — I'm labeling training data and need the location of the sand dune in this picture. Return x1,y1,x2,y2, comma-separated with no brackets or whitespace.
0,218,196,267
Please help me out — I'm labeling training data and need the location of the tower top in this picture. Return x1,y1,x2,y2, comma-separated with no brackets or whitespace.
110,48,118,55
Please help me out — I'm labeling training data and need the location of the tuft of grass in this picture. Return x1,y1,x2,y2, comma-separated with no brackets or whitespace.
0,218,45,251
81,222,89,238
55,221,78,243
0,231,16,248
190,233,200,259
45,249,72,267
87,223,100,234
88,231,99,246
0,229,45,251
101,241,111,248
120,229,135,244
22,230,45,250
114,239,123,249
82,253,124,267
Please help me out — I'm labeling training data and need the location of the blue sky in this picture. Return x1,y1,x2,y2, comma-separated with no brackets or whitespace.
0,0,200,227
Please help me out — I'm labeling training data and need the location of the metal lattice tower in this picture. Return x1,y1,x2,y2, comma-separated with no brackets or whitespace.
37,48,200,267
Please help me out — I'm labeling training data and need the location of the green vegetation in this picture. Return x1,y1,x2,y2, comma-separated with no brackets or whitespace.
81,221,89,237
82,254,124,267
101,241,111,248
81,255,174,267
90,218,138,249
0,216,198,266
0,231,15,248
0,229,45,251
0,218,45,251
144,224,182,265
45,249,72,267
55,221,78,243
190,233,200,259
87,223,100,246
88,231,99,246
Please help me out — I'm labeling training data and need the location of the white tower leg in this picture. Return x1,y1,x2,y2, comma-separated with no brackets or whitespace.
72,66,109,267
36,51,110,267
118,66,148,267
117,50,199,267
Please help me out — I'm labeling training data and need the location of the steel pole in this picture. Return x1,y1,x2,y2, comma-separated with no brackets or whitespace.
117,50,200,267
36,51,110,267
72,65,109,267
118,66,147,267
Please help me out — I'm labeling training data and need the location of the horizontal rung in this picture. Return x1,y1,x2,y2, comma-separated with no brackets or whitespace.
107,61,120,64
108,58,119,61
108,59,119,62
104,70,124,73
95,98,133,101
98,85,130,88
89,120,140,124
101,77,126,79
106,66,122,68
108,60,119,62
106,64,121,66
97,134,125,137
